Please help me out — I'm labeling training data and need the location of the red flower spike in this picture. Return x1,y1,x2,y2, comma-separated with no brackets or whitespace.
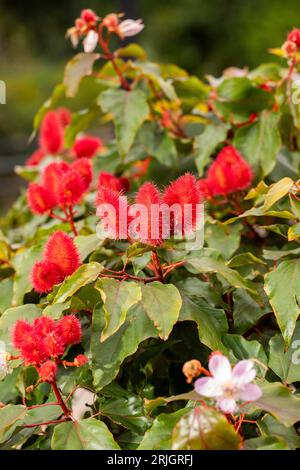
98,171,130,193
56,315,82,346
134,182,162,246
74,354,88,367
72,136,102,159
39,111,64,155
12,320,34,350
33,317,56,337
44,231,80,277
56,107,72,128
287,28,300,48
26,148,46,167
206,145,253,197
162,173,201,236
27,183,56,215
72,158,93,190
96,186,130,239
42,161,70,200
38,360,57,383
57,169,85,206
42,331,65,358
31,260,64,294
20,338,48,365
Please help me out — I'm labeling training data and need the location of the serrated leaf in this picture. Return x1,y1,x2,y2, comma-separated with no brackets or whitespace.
268,322,300,383
64,53,100,97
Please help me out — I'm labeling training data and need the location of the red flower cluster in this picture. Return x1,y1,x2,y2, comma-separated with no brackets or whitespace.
198,146,253,199
282,29,300,57
96,173,202,245
26,109,71,166
72,136,103,159
98,171,130,193
32,231,80,293
12,315,86,382
27,158,93,215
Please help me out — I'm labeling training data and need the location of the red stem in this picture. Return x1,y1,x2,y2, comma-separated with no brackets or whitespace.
51,380,71,417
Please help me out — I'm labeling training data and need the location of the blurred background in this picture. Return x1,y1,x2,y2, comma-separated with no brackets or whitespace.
1,0,300,213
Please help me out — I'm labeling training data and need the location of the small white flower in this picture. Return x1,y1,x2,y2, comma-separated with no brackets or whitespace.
83,30,99,53
118,19,144,38
0,341,12,381
194,354,262,414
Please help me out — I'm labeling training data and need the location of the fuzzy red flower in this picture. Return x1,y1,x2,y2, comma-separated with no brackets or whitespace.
12,320,34,350
33,317,56,337
39,111,64,155
27,183,56,215
72,158,93,190
133,182,162,246
57,169,86,206
44,231,80,277
72,136,102,159
20,339,48,365
197,179,212,200
38,360,57,382
287,28,300,48
31,260,64,294
42,331,65,358
41,161,70,200
26,148,46,167
74,354,88,366
162,173,201,236
96,187,130,239
56,315,82,346
98,171,130,193
206,145,253,196
56,107,72,127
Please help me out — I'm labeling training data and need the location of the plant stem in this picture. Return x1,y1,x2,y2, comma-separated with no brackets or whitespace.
51,380,71,417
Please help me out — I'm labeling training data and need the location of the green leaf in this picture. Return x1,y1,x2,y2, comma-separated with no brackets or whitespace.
75,235,100,262
141,282,182,340
96,279,141,341
138,409,190,450
92,303,158,390
252,382,300,426
12,244,44,305
263,177,294,211
244,435,289,450
194,123,229,175
172,407,241,450
288,223,300,241
264,259,300,346
99,89,149,157
234,110,281,176
268,322,300,383
51,417,120,450
205,222,241,259
53,262,103,304
64,53,100,97
0,278,13,314
223,334,267,377
116,43,147,61
258,414,300,450
232,289,269,334
0,405,27,444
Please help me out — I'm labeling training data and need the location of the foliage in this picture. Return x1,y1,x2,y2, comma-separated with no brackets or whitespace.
1,8,300,451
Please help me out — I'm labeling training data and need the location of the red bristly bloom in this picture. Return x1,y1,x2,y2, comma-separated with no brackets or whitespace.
27,183,56,215
12,320,34,350
74,354,88,366
33,317,56,337
206,145,253,196
38,360,58,382
26,148,46,167
39,111,64,155
56,107,72,127
162,173,201,236
98,171,130,193
287,28,300,48
197,179,212,200
41,161,70,201
72,158,93,190
57,169,86,206
44,231,80,277
72,136,103,159
20,339,48,365
133,182,162,246
96,186,130,239
56,315,82,346
31,260,64,294
42,331,65,358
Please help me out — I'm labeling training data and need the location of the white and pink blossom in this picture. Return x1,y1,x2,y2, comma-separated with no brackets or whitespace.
194,353,262,414
118,19,144,38
83,30,99,53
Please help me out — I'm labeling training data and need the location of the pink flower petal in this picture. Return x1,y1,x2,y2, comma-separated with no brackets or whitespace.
232,360,256,385
209,354,232,382
217,397,237,414
194,377,220,397
239,383,262,402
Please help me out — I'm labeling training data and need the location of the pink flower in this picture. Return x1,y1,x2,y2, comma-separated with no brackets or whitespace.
118,19,144,38
194,353,262,414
